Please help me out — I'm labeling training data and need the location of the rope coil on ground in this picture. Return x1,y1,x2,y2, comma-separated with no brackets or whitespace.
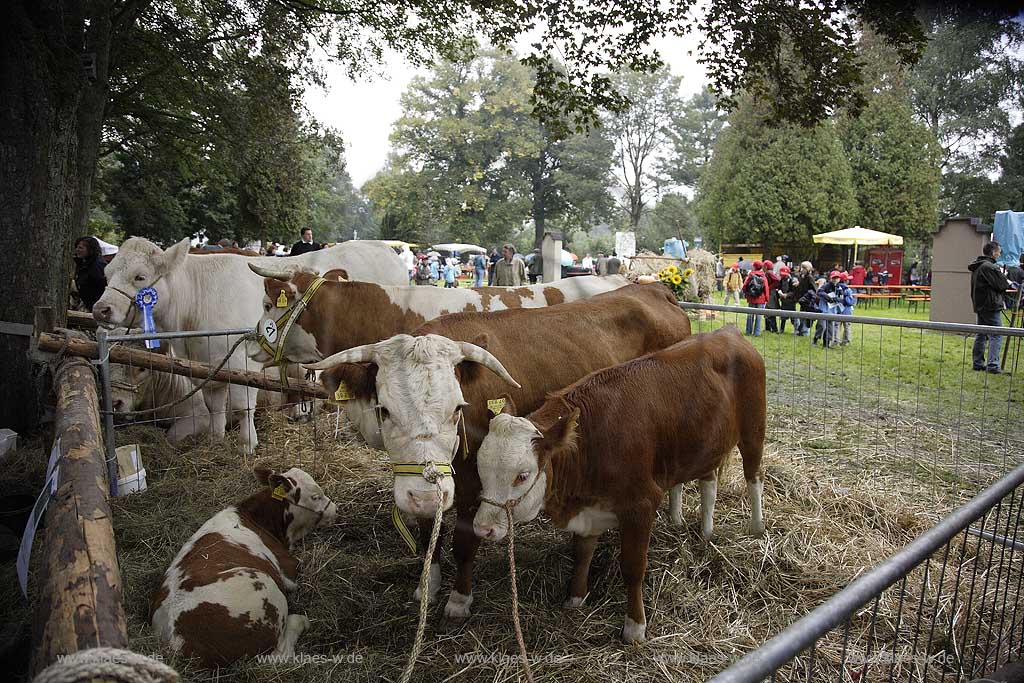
32,648,179,683
399,471,446,683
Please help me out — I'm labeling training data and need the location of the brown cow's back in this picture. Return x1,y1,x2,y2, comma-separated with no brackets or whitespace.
531,326,766,525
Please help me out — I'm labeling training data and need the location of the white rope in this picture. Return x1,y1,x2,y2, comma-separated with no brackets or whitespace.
399,467,446,683
33,648,179,683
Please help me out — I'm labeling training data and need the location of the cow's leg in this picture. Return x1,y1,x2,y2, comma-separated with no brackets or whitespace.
202,384,228,439
699,477,717,541
411,518,444,604
738,430,766,537
272,613,310,658
619,510,654,644
444,505,482,620
668,484,684,526
565,533,599,608
230,385,259,454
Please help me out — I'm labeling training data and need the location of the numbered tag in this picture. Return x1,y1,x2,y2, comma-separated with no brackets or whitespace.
262,319,278,343
334,381,352,402
276,290,289,307
487,398,506,415
271,484,287,501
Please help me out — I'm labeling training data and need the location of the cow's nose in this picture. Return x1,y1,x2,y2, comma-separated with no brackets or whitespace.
94,305,112,322
407,491,439,516
473,523,497,540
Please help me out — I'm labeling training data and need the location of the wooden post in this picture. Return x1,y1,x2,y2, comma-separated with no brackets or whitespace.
35,332,329,398
32,354,128,674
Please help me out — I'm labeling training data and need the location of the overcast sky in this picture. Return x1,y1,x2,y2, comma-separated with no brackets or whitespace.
303,34,709,189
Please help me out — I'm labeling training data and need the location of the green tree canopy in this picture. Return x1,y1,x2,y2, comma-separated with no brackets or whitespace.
660,86,727,190
698,97,858,248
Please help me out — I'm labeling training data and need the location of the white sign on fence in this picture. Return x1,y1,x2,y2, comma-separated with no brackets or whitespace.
17,438,61,598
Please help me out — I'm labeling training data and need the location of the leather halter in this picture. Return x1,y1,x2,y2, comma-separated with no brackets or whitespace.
257,276,327,364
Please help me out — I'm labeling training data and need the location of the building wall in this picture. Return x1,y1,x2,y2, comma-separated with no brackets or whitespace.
931,218,991,325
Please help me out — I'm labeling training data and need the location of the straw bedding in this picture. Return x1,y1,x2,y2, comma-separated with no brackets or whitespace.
2,388,990,683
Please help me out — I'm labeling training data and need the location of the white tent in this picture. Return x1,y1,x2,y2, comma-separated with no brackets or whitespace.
431,243,486,254
812,227,903,262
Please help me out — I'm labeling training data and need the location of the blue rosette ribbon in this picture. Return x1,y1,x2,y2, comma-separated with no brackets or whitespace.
135,287,160,349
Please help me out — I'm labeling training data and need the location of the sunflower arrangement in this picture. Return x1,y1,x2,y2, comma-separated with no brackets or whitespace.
657,265,695,299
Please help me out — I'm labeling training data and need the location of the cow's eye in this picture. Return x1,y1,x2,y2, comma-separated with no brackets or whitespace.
264,303,271,312
134,275,145,282
311,494,322,501
514,472,530,486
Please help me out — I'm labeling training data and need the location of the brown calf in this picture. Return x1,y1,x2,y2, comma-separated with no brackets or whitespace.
472,326,766,642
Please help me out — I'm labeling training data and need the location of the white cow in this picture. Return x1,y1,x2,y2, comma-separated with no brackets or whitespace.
93,237,407,453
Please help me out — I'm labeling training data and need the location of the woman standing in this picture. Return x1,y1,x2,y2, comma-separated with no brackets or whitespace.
73,236,108,311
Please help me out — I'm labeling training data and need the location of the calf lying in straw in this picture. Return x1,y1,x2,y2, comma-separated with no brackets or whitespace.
151,467,336,666
472,327,766,643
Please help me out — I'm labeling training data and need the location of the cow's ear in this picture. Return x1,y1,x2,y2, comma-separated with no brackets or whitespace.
158,238,190,276
268,472,295,493
538,407,580,456
254,467,273,485
492,393,516,416
320,363,377,401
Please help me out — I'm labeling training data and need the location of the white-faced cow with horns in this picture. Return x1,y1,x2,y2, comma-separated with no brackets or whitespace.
473,327,766,643
247,267,628,448
303,283,692,620
92,237,407,453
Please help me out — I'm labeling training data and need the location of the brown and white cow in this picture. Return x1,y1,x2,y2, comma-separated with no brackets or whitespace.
304,283,692,619
248,267,628,447
472,327,766,643
151,467,337,667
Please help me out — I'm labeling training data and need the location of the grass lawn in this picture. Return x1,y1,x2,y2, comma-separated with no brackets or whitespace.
688,301,1024,494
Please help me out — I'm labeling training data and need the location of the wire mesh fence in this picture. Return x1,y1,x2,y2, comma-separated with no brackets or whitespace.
95,327,333,493
680,303,1024,499
708,460,1024,683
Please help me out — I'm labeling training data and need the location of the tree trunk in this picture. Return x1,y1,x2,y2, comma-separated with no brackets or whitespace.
532,147,548,248
0,2,88,433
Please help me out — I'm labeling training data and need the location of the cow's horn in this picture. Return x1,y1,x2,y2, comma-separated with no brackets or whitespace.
248,263,293,281
456,342,521,389
303,343,377,370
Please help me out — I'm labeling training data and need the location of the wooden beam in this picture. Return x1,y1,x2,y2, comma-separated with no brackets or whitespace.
65,310,99,330
35,332,329,399
32,355,128,674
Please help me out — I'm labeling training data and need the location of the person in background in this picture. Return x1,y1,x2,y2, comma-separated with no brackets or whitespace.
1005,253,1024,287
487,247,501,285
581,253,593,271
606,251,622,276
813,271,842,347
715,257,725,292
908,261,920,286
776,265,799,333
493,243,527,286
763,266,781,333
741,260,770,337
772,256,784,277
793,261,817,336
850,261,866,289
414,255,432,286
863,267,876,286
969,241,1013,374
73,236,108,311
290,228,321,256
472,251,488,287
400,245,416,281
837,272,856,345
444,259,459,288
428,255,439,284
527,248,542,284
723,262,743,306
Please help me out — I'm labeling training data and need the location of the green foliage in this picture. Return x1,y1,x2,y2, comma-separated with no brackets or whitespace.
660,86,727,189
638,193,697,253
839,92,941,240
698,97,858,247
1000,124,1024,212
606,67,682,229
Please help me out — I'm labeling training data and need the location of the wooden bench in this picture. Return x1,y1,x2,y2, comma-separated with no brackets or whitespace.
905,295,931,313
855,293,902,308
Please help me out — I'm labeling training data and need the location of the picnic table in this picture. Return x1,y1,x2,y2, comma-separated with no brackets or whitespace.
854,284,932,309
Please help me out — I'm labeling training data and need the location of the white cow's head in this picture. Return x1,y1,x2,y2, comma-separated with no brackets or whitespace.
93,237,190,327
255,466,338,546
305,334,519,518
473,407,579,542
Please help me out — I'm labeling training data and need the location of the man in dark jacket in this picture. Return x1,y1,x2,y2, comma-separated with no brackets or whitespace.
290,228,322,256
969,241,1013,374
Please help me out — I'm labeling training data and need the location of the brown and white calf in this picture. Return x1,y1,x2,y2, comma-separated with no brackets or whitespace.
304,283,692,620
472,327,766,643
151,468,336,666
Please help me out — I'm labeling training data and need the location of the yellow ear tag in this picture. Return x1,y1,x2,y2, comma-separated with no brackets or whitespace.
333,381,352,402
487,398,507,415
272,484,287,500
276,290,289,308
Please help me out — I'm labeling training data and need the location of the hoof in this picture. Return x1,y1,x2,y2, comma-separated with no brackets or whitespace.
622,617,647,644
564,596,585,609
443,591,473,619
